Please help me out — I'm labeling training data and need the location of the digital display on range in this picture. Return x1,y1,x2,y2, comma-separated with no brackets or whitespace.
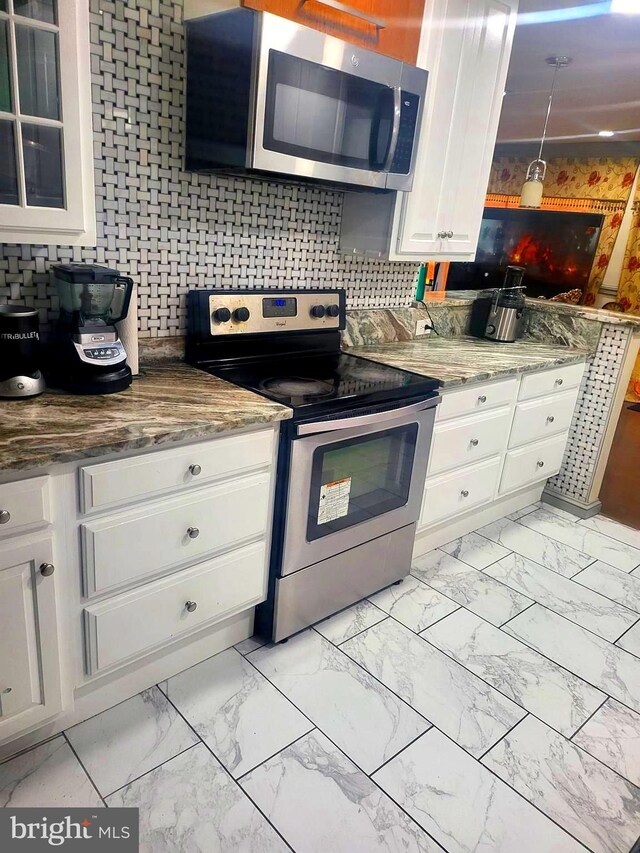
262,297,297,318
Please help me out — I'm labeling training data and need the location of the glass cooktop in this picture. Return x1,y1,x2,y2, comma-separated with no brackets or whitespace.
210,352,440,415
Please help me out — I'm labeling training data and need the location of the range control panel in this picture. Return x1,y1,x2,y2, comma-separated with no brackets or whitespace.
205,290,345,336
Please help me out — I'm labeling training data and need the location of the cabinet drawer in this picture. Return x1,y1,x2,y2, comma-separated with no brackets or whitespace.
84,541,268,674
80,429,274,514
420,455,502,528
500,433,568,495
0,476,51,538
518,362,585,401
429,406,512,475
82,472,271,596
437,378,518,422
509,389,579,449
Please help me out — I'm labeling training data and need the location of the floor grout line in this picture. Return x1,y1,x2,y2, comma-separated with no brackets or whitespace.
158,680,296,853
62,731,108,808
371,720,599,853
612,614,640,647
499,600,537,629
476,712,529,762
568,695,610,743
235,727,317,783
101,742,200,800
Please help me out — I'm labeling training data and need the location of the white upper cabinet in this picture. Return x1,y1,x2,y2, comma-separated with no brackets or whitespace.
0,0,95,245
340,0,518,261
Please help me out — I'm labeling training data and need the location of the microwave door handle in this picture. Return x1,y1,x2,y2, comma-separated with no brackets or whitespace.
383,86,402,172
296,396,441,436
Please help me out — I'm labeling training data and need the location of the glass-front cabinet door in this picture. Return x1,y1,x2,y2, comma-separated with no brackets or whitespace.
0,0,95,244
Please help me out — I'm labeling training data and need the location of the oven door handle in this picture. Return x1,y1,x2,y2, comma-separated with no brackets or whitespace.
295,396,441,436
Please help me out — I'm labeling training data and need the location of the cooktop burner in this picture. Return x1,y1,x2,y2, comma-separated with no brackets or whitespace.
210,352,440,417
260,376,336,400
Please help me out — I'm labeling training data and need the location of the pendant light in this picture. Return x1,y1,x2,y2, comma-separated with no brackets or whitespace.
520,56,571,208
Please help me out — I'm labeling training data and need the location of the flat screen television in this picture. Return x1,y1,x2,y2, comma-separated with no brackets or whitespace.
447,207,604,298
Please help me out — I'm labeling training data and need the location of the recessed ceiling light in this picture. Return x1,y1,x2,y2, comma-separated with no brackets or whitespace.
598,130,616,137
611,0,640,14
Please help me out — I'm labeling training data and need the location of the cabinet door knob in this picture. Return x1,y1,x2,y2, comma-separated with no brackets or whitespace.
470,438,479,447
547,415,555,423
187,527,200,540
185,600,198,613
478,395,487,403
437,230,446,238
461,489,470,498
2,687,12,695
189,464,202,476
537,460,545,468
40,563,55,577
555,378,563,386
0,509,10,525
446,230,453,238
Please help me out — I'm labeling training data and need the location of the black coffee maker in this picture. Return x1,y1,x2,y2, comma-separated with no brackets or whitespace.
47,264,134,394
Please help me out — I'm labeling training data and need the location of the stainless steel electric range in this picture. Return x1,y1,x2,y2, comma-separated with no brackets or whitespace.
187,288,441,642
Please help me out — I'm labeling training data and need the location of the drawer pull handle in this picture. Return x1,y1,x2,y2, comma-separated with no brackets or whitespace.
189,464,202,476
478,395,487,403
547,415,555,424
461,489,470,498
555,378,564,386
470,438,479,447
187,527,200,540
2,687,12,695
40,563,55,577
537,460,545,468
0,509,10,525
185,600,198,613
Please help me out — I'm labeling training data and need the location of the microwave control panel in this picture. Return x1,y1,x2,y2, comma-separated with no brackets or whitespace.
391,92,421,176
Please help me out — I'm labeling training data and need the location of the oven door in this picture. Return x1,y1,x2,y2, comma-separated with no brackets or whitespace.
251,13,425,190
280,396,439,577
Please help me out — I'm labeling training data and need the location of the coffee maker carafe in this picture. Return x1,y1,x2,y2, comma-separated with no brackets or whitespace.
48,264,134,394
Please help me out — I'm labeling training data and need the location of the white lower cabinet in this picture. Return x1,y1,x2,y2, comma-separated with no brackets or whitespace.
0,536,63,742
499,434,568,495
82,472,271,596
421,456,502,526
84,541,268,674
428,406,512,475
0,425,278,752
419,362,585,533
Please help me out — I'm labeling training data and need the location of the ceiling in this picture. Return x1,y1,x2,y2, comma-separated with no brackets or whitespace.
497,0,640,146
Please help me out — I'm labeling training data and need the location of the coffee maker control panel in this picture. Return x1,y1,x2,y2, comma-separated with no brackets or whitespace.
74,337,127,367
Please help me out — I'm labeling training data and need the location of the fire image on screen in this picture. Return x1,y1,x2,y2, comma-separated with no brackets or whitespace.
448,208,604,298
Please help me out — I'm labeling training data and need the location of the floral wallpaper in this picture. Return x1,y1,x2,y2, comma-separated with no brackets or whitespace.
618,181,640,401
487,156,639,304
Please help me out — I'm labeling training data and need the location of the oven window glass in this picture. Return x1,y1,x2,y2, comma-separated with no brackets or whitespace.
306,423,418,541
263,50,393,171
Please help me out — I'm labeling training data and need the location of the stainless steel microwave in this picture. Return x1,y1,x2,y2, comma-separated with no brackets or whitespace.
185,9,428,191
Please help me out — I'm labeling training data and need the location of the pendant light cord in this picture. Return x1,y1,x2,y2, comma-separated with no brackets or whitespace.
537,58,567,162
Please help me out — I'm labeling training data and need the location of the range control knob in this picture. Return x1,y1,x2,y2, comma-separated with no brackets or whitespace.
233,307,250,323
213,307,231,323
310,305,326,319
326,304,340,318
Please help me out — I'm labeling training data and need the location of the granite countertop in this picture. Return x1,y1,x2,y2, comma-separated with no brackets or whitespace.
428,290,640,329
0,363,291,474
349,336,589,388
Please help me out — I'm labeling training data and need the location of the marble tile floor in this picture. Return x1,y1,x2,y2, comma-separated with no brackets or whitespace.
3,503,640,852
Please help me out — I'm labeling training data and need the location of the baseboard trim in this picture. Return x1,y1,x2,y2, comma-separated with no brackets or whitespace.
542,490,602,519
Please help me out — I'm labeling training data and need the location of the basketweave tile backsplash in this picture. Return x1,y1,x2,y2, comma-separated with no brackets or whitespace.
0,0,418,337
